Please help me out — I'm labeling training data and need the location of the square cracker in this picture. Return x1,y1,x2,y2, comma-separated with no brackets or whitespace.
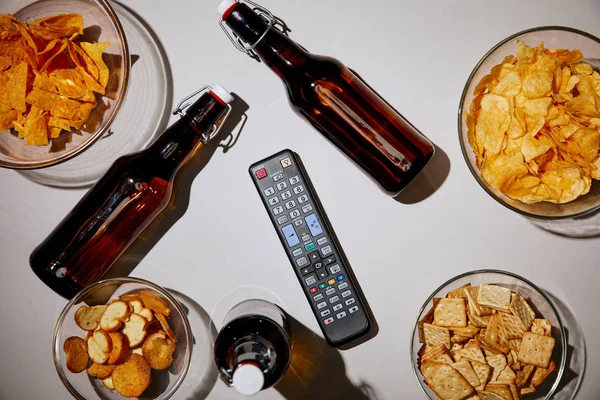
486,354,507,381
465,286,493,316
476,391,505,400
517,332,555,368
495,380,520,400
497,366,517,382
531,360,556,387
435,298,468,327
453,346,487,364
471,360,491,390
425,364,475,400
421,360,445,378
499,313,526,340
509,293,535,331
452,360,481,388
477,285,511,312
424,323,451,349
485,383,513,400
419,298,441,343
531,319,552,336
448,283,471,299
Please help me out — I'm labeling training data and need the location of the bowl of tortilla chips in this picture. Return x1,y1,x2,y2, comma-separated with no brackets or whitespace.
0,0,129,169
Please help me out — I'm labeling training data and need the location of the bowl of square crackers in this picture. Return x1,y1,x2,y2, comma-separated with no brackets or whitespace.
411,270,567,400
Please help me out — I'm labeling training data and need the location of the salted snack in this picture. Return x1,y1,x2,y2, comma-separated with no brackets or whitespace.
466,41,600,204
0,13,110,146
63,291,177,398
416,283,556,399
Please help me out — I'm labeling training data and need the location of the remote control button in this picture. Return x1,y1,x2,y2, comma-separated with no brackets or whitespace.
342,290,351,298
329,264,341,274
327,279,336,286
318,283,327,290
268,197,280,206
337,274,345,281
292,248,303,257
309,287,317,294
302,204,313,214
294,219,303,227
345,298,356,306
277,215,288,224
313,262,324,270
320,245,332,256
308,251,320,262
325,287,336,296
301,233,310,242
313,293,324,302
305,214,323,237
296,257,308,267
324,317,334,325
304,242,316,252
298,195,309,204
317,301,327,310
281,190,292,200
273,206,284,215
285,200,296,209
293,185,305,195
282,224,299,246
273,173,283,182
256,168,267,179
290,210,300,219
264,187,275,196
333,304,343,312
305,275,317,286
329,296,340,304
317,237,328,246
300,266,314,276
349,306,359,314
317,270,329,280
324,255,336,265
276,182,288,191
320,309,331,317
338,282,348,290
289,175,300,185
336,311,347,319
281,157,292,168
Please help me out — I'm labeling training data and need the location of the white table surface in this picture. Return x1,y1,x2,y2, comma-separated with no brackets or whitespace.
1,0,600,399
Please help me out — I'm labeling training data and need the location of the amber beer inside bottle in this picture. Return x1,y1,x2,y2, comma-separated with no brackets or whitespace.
221,2,435,196
30,89,230,299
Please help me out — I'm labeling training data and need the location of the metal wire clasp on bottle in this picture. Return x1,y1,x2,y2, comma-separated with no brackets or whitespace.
172,85,233,144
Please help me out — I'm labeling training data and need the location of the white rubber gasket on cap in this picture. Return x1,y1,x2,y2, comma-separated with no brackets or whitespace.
232,362,264,396
217,0,238,17
211,84,234,104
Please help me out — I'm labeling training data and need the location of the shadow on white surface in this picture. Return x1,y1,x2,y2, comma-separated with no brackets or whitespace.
542,290,587,400
275,313,379,400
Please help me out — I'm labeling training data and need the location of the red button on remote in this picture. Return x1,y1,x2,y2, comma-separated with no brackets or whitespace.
309,287,317,294
256,168,267,179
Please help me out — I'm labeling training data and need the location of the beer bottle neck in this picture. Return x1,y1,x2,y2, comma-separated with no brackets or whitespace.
145,93,227,175
224,3,310,80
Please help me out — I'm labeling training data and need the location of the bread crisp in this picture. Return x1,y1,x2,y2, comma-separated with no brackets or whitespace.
87,363,115,379
142,332,176,370
139,290,171,316
64,337,89,373
112,354,151,398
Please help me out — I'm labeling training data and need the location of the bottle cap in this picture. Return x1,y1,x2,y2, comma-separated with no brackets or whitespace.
210,84,234,105
217,0,238,19
232,362,265,396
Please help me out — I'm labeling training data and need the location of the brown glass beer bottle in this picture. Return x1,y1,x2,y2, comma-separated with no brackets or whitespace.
218,0,435,196
30,85,234,299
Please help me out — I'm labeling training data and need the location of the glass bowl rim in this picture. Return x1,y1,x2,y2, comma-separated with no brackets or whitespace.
52,276,193,400
409,269,568,400
0,0,131,170
457,25,600,220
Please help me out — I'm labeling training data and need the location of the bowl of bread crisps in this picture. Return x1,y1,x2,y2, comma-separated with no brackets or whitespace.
53,277,192,399
0,0,129,169
411,270,567,400
459,27,600,220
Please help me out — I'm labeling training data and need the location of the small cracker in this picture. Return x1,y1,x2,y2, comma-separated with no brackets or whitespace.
424,323,451,349
468,311,491,328
516,365,535,388
452,360,482,388
435,298,468,327
531,360,556,387
486,354,507,381
496,380,519,400
477,285,511,312
484,383,513,400
453,343,465,351
499,313,526,340
520,385,536,395
507,339,521,352
517,332,555,368
420,360,445,378
471,360,491,390
509,293,536,331
531,319,552,336
425,364,475,400
448,283,471,299
497,366,517,382
465,286,493,316
419,298,442,343
476,390,505,400
453,346,487,364
453,325,481,338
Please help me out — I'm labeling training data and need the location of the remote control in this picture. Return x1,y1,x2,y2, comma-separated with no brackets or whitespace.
249,149,371,347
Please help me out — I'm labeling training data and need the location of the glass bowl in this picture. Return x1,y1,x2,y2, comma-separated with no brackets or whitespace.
458,26,600,220
0,0,130,169
53,277,192,400
410,270,567,400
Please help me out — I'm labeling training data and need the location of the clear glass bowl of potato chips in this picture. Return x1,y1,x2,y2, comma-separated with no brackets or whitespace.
54,277,193,400
459,27,600,227
411,270,567,400
0,0,129,169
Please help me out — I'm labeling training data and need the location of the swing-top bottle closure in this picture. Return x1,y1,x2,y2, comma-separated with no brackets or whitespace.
217,0,280,60
172,84,234,144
